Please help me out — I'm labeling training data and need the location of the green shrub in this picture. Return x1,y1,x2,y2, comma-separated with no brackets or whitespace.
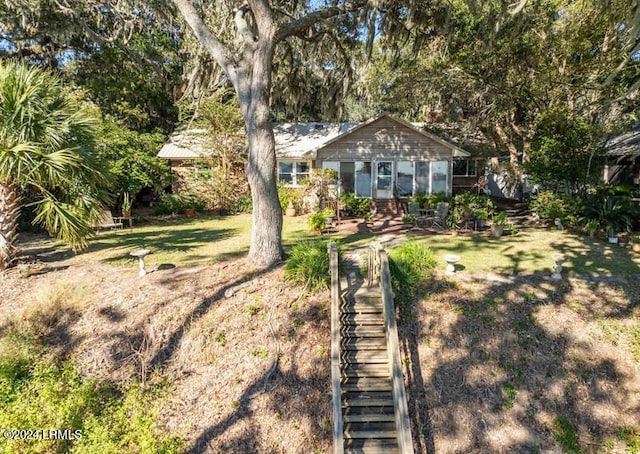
284,240,335,292
308,211,327,233
340,192,371,217
451,192,495,223
530,191,581,224
154,194,184,215
388,241,436,304
278,182,305,213
0,334,182,454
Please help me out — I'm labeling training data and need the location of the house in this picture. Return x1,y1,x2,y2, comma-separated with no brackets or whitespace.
603,129,640,190
158,113,472,201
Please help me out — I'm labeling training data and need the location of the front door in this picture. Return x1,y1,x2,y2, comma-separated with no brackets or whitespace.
376,161,393,199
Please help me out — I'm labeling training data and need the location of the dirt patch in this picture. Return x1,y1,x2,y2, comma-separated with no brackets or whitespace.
0,242,332,453
401,272,640,453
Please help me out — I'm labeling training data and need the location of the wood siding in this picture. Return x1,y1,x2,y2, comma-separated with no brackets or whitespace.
316,118,452,162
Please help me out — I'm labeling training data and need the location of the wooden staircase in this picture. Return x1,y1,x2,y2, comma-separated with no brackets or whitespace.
329,243,414,454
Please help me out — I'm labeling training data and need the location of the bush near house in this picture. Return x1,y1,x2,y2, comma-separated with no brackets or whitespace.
284,239,336,291
530,191,582,226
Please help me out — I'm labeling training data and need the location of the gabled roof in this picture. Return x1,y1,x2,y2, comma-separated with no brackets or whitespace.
314,113,470,158
274,122,359,159
158,128,213,159
158,113,471,160
605,129,640,157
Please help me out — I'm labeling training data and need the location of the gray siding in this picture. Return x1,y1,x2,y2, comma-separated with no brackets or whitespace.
316,118,452,162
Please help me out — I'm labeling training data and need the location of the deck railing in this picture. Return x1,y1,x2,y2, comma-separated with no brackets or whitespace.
328,242,344,454
367,242,414,454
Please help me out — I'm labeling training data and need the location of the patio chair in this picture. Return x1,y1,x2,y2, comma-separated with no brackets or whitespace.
93,209,123,231
427,202,449,230
406,201,428,227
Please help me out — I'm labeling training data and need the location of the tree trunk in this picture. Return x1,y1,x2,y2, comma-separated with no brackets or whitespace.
0,183,20,271
244,33,284,267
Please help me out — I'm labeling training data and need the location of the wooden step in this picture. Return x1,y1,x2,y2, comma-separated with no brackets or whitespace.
341,313,384,325
341,325,385,335
342,351,388,364
342,364,390,378
342,338,386,350
353,286,381,302
344,421,397,439
344,438,399,454
342,302,383,314
342,391,394,407
343,414,396,423
342,377,392,392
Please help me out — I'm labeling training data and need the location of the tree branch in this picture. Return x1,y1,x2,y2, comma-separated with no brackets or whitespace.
171,0,239,85
275,0,369,42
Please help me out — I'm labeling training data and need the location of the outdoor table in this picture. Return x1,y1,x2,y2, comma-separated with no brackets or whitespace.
114,216,133,228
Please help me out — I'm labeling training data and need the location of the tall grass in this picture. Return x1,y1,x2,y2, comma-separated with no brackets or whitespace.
284,239,336,292
388,241,436,304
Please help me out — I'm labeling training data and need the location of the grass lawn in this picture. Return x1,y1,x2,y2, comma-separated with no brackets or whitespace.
403,228,640,276
48,216,639,277
68,213,315,267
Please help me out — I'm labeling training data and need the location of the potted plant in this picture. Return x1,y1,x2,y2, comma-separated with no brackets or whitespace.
599,197,633,244
321,207,336,225
491,212,508,237
474,209,489,229
121,192,132,217
584,218,600,238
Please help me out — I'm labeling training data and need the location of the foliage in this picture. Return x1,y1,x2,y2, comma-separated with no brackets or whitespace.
284,240,334,292
530,191,583,226
178,160,249,214
491,212,508,226
154,194,186,215
340,192,371,218
388,241,436,304
525,110,603,192
581,187,640,235
308,211,328,233
0,61,110,265
450,192,495,223
0,333,183,453
176,94,249,214
94,118,173,196
122,192,132,212
402,214,416,223
596,197,635,236
278,182,305,213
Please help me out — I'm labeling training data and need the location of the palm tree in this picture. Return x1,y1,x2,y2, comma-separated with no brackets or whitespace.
0,61,109,270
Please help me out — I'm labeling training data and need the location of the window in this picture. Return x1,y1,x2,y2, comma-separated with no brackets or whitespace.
356,162,372,197
397,161,414,197
278,161,310,186
431,161,448,194
415,162,430,194
453,158,477,177
322,161,372,197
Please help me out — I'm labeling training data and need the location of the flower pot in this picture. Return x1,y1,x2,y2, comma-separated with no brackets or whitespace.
608,236,618,244
491,225,504,237
122,210,131,218
285,201,296,217
184,208,195,218
476,219,487,229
